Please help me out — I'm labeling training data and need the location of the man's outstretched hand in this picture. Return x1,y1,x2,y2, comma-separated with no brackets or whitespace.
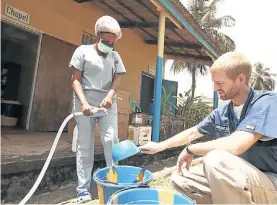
177,147,194,175
139,142,165,154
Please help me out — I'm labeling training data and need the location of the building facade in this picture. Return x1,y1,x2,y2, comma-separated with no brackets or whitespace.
1,0,160,136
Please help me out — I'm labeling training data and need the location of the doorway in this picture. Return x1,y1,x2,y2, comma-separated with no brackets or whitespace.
140,72,155,113
140,72,178,115
1,21,41,130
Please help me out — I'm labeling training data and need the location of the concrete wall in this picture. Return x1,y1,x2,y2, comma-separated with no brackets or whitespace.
2,0,158,131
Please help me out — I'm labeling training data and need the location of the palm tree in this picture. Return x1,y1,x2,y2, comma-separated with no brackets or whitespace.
188,0,236,53
170,62,208,100
170,0,236,101
251,62,276,91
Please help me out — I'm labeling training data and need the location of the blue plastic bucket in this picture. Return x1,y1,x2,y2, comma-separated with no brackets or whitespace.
107,187,196,205
93,166,152,204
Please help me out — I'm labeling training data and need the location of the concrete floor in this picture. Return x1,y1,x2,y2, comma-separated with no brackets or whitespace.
1,127,104,167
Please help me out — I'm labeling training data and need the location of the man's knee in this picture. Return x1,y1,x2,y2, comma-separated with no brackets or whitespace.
203,149,233,175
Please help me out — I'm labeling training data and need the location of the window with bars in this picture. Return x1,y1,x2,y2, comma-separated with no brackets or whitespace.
82,32,96,45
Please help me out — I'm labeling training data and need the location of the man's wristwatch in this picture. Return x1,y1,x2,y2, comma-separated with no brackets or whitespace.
186,146,193,155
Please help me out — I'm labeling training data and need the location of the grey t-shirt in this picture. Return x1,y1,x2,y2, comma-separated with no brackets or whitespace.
69,45,126,107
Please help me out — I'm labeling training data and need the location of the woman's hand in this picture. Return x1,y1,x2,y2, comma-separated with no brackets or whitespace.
100,96,113,109
81,103,94,116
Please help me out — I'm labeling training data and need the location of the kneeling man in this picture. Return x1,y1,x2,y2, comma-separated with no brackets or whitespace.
141,51,277,204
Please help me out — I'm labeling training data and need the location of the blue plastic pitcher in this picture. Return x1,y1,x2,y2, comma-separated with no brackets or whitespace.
112,140,141,162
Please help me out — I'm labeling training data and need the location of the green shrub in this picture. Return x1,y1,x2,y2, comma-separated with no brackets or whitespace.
175,90,212,129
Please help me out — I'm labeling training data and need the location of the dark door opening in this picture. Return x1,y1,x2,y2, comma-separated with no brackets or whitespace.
140,72,155,113
1,21,40,129
140,71,178,115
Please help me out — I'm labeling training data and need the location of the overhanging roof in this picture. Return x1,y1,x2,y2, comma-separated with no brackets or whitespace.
74,0,221,65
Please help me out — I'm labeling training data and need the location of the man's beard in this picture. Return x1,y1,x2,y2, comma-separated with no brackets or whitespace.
219,86,239,100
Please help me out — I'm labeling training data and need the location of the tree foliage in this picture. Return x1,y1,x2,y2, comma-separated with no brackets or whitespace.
251,62,276,91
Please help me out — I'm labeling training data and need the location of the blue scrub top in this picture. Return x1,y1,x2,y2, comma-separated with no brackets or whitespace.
197,88,277,173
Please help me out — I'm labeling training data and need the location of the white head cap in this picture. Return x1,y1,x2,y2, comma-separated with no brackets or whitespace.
95,15,122,40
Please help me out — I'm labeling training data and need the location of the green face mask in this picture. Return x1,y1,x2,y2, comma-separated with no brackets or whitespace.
97,39,114,53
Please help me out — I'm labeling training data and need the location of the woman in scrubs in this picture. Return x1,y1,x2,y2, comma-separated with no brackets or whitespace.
69,16,126,203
